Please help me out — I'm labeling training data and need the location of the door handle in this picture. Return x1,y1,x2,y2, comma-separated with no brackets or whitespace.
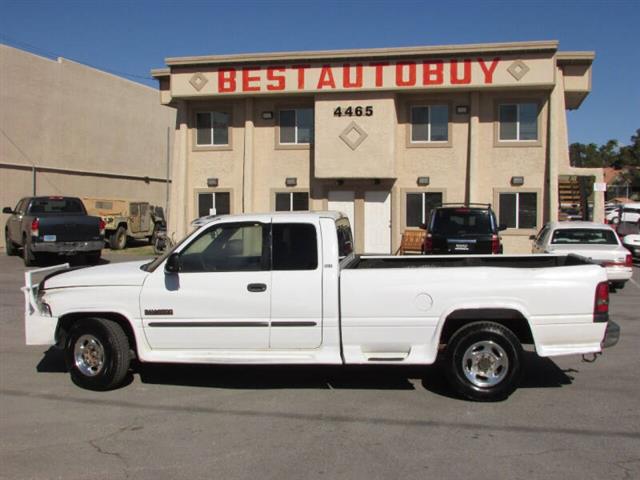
247,283,267,293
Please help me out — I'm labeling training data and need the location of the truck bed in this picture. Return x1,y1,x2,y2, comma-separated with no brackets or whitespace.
346,254,591,269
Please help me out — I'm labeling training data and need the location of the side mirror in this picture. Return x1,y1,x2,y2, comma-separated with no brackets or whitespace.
611,217,620,225
164,253,181,273
2,207,13,214
498,224,508,231
528,235,536,240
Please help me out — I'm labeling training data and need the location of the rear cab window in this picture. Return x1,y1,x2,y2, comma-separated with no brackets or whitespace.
551,229,619,245
335,217,354,259
431,208,494,235
27,197,86,215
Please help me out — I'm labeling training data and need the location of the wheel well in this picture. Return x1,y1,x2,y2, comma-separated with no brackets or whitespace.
117,222,128,231
439,309,534,345
56,312,138,357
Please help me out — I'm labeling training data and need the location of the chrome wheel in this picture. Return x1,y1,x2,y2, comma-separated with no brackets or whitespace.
461,340,509,388
74,334,105,376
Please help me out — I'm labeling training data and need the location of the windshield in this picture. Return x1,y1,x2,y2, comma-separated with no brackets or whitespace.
551,229,618,245
431,209,493,235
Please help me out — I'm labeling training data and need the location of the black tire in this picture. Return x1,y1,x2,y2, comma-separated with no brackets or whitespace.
5,229,17,256
65,317,131,391
445,322,523,401
109,226,127,250
85,250,102,265
22,235,37,266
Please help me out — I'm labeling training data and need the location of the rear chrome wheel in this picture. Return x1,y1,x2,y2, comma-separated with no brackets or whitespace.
461,340,509,388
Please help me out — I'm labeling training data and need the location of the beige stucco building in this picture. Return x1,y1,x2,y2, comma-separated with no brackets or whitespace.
0,44,176,250
152,40,602,254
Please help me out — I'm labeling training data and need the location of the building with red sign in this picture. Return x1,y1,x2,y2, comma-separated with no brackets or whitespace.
152,40,602,253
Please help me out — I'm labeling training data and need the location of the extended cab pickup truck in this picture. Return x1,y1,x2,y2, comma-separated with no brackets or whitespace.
4,196,105,266
23,212,619,401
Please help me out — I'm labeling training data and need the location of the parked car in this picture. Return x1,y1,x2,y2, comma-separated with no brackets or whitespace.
83,198,166,250
531,222,632,290
420,203,506,254
3,196,104,266
23,211,618,401
622,233,640,260
605,202,640,226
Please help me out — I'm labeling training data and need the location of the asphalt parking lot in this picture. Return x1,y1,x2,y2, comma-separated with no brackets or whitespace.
1,252,639,480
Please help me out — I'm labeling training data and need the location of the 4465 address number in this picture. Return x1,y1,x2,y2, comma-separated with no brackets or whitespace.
333,106,373,117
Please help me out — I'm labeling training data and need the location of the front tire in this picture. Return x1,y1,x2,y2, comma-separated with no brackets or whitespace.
445,322,523,401
109,226,127,250
65,318,131,391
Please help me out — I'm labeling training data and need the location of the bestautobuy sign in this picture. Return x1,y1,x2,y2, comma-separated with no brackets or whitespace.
171,54,554,97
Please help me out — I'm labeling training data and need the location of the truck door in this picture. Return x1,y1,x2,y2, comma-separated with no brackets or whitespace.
140,221,271,349
269,220,323,349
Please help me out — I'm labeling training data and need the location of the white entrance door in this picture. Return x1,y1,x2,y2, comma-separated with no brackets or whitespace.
328,191,355,236
364,191,391,254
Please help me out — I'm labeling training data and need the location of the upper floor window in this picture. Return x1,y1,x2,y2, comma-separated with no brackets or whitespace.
279,108,313,144
499,103,538,141
198,191,230,217
406,192,443,227
275,192,309,211
410,105,448,142
196,111,230,146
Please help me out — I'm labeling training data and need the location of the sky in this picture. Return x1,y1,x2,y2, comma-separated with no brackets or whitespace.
1,0,638,146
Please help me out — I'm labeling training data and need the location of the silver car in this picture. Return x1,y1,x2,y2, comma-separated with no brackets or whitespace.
531,221,632,289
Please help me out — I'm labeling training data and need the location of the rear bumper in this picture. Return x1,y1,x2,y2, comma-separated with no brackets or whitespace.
601,321,620,349
604,266,632,282
31,240,103,254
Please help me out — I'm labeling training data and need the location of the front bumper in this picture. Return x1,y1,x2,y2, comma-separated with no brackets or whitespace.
31,240,104,254
601,321,620,349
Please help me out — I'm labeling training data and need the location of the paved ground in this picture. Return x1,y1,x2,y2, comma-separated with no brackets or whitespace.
1,251,639,480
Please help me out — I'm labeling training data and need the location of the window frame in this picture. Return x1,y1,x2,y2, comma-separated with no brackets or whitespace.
494,99,543,147
403,190,444,229
272,190,310,212
409,104,450,144
194,189,233,219
404,99,453,148
192,107,233,151
275,105,314,149
495,190,541,232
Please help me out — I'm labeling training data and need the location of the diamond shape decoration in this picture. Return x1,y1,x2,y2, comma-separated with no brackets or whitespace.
507,60,530,81
189,72,208,91
339,121,368,151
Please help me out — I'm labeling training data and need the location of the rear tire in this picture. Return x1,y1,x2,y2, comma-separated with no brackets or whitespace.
65,317,131,391
5,229,17,256
109,226,127,250
445,322,523,401
22,235,37,266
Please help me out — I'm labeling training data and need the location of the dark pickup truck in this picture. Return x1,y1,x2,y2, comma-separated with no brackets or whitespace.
3,196,105,266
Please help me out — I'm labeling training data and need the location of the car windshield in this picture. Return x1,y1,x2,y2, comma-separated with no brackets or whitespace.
431,209,493,235
28,197,85,214
551,229,618,245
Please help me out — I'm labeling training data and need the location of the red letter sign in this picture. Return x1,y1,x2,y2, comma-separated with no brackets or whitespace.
218,68,236,93
371,62,388,87
242,67,261,92
266,66,286,91
396,61,416,87
450,59,471,85
293,64,309,90
343,63,363,88
422,60,444,85
317,64,336,89
478,57,500,84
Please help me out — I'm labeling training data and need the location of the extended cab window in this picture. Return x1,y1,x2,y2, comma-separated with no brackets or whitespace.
335,218,354,259
272,223,318,270
180,222,268,272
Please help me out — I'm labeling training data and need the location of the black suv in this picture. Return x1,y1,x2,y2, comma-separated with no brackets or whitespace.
420,203,506,254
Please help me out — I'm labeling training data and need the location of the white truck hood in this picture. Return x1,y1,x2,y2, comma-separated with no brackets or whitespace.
43,260,150,289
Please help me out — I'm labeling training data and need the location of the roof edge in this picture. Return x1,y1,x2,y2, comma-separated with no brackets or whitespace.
163,40,560,67
557,51,595,64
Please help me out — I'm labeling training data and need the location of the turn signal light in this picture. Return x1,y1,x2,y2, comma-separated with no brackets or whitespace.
98,218,106,236
624,254,632,268
491,234,500,254
423,233,433,254
31,218,40,237
594,282,609,315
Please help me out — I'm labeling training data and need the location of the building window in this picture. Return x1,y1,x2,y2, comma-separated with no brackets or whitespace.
499,103,538,141
406,192,443,227
275,192,309,211
410,105,448,142
197,191,231,217
279,109,313,144
499,192,537,229
196,111,230,146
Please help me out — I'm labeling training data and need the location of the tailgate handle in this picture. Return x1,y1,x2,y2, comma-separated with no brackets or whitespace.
247,283,267,293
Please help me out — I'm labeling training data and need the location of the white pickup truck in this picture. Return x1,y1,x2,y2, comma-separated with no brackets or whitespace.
23,211,619,401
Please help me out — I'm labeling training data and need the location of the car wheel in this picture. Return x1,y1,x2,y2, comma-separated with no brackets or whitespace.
445,322,523,401
65,317,131,391
22,235,38,266
109,226,127,250
5,229,17,256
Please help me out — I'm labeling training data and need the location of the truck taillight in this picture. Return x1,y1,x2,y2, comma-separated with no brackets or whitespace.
624,254,632,268
99,218,106,236
491,234,500,254
31,218,40,237
594,282,609,315
423,234,433,254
